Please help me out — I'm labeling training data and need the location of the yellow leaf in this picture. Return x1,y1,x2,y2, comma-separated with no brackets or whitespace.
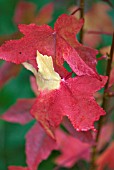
23,51,61,91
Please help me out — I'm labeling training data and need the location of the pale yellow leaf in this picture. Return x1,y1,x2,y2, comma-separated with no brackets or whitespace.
22,51,61,91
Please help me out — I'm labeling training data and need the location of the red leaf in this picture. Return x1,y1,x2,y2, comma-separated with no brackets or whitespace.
14,1,36,24
0,14,99,78
8,167,29,170
55,129,90,168
62,117,94,144
34,3,54,25
0,62,21,88
0,24,53,63
97,142,114,170
14,1,53,25
31,75,107,137
25,123,57,170
97,123,113,151
0,99,35,124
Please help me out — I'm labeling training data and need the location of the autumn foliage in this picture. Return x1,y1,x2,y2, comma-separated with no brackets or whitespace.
0,1,114,170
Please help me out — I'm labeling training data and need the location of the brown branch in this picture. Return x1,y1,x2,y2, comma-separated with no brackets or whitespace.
79,0,85,43
89,32,114,170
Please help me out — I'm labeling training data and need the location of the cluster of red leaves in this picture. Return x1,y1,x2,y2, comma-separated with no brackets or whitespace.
0,2,113,170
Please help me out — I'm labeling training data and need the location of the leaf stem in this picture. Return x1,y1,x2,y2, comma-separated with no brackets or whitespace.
89,32,114,170
79,0,85,43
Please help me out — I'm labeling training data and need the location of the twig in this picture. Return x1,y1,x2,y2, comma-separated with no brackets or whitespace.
70,7,81,15
79,0,85,43
102,0,114,8
89,32,114,170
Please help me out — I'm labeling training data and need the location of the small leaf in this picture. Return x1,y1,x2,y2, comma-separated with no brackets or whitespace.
23,51,61,91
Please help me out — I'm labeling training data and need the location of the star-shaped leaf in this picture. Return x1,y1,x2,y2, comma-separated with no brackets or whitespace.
0,14,99,78
31,74,107,137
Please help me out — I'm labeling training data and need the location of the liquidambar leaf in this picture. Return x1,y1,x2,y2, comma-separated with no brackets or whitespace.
0,99,34,124
62,117,94,144
14,1,53,25
97,142,114,170
0,14,99,78
0,62,21,88
55,129,90,168
31,75,107,137
23,51,61,90
26,123,57,170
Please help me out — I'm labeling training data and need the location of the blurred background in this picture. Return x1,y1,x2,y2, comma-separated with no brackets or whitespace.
0,0,114,169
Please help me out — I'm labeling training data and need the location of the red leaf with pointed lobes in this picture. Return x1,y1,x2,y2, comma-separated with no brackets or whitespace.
26,123,57,170
0,14,100,78
55,129,90,168
0,24,53,63
31,75,107,137
0,62,21,88
62,117,94,144
54,14,100,79
97,142,114,170
0,99,35,124
9,167,29,170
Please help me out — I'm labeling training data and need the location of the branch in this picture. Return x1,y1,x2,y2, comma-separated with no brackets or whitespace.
79,0,85,43
89,32,114,170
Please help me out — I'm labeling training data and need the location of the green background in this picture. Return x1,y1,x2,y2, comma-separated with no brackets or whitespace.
0,0,114,170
